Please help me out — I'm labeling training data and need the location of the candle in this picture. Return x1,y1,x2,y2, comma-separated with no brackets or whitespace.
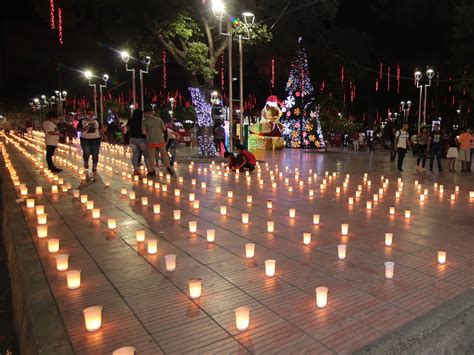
173,210,181,221
341,223,349,236
420,194,425,202
395,191,400,198
336,187,341,194
247,195,253,203
80,194,88,204
303,233,311,245
384,261,395,279
308,189,314,197
36,186,43,195
136,230,145,242
66,270,81,289
313,214,320,225
20,187,28,197
86,200,94,210
389,206,395,215
121,187,127,195
470,191,474,199
245,243,255,258
404,209,411,219
108,218,117,229
348,197,354,205
153,204,161,214
267,200,273,209
373,194,379,202
267,221,275,233
25,198,35,209
48,238,60,253
188,279,202,299
37,225,48,238
315,286,329,308
366,201,372,210
385,233,393,246
83,306,103,332
438,250,447,264
189,193,195,201
337,244,346,259
56,254,69,271
455,185,459,192
189,221,198,233
37,213,47,225
129,191,136,200
174,188,181,197
206,229,215,243
227,191,233,198
265,259,276,277
164,254,177,271
234,306,250,331
113,347,136,355
141,197,148,206
201,182,207,189
289,208,296,219
220,206,227,216
242,213,249,224
92,208,101,219
450,193,455,201
36,205,45,215
147,240,158,254
51,185,58,194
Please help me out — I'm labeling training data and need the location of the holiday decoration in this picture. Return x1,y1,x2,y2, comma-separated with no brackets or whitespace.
248,96,285,150
58,7,63,45
280,39,325,149
188,87,216,157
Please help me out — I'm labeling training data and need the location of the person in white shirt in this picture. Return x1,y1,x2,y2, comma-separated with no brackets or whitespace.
42,112,62,172
395,123,411,172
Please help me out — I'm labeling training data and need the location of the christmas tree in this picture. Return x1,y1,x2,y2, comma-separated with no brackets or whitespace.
281,38,325,150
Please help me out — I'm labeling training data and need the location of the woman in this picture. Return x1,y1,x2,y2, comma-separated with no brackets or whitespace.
77,108,103,173
416,127,429,172
126,109,149,175
446,132,459,172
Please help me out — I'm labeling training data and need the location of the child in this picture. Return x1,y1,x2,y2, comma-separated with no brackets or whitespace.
235,144,256,172
224,152,238,170
446,133,458,172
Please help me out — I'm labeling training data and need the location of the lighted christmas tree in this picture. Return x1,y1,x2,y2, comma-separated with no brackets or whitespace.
281,38,325,149
189,87,216,157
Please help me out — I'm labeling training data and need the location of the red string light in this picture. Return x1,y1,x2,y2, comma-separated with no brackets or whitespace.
221,54,225,91
57,7,63,45
387,67,390,91
162,49,167,89
379,63,383,79
396,65,400,93
271,57,275,89
375,79,379,92
341,65,344,83
50,0,55,30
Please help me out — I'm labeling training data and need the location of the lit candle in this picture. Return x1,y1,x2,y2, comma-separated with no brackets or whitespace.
267,221,275,233
37,213,47,225
136,230,145,243
20,186,28,197
216,186,221,193
404,209,411,219
313,214,320,225
242,213,249,224
147,240,158,254
108,218,117,229
80,194,88,204
201,182,207,189
341,223,349,236
336,187,341,194
234,306,250,331
337,244,346,259
420,194,425,202
395,191,401,198
373,194,378,202
164,254,177,271
308,189,314,197
26,198,35,209
366,201,372,210
83,306,103,332
48,238,60,253
470,191,474,199
112,346,136,355
438,250,447,264
153,204,161,214
245,243,255,258
303,233,311,245
220,206,227,216
227,191,233,198
37,225,48,238
189,192,195,201
66,270,81,289
36,186,43,195
51,185,58,194
189,221,198,233
36,205,45,215
315,286,329,308
389,206,395,215
348,197,354,205
247,195,253,203
385,233,393,246
206,229,215,243
450,193,455,201
188,279,202,299
173,210,181,221
174,188,181,197
272,182,277,189
265,259,276,277
56,254,69,271
384,261,395,279
141,197,148,206
86,200,94,211
267,200,273,209
289,208,296,219
129,191,136,200
92,208,101,219
121,187,127,195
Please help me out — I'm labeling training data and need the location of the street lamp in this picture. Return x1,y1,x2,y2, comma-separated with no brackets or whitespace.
414,68,434,130
121,51,136,109
139,56,151,111
55,90,67,117
169,97,176,123
99,74,109,125
84,70,98,119
424,69,434,126
400,100,411,123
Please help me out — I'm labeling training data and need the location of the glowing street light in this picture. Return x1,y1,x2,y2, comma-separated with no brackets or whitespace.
414,68,435,130
400,100,411,123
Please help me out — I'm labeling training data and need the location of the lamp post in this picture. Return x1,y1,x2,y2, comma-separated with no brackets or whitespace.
55,90,67,117
99,74,109,125
84,70,97,119
414,68,434,130
139,56,151,111
169,97,176,124
423,69,434,126
414,71,423,132
121,51,136,109
121,52,150,111
400,100,411,123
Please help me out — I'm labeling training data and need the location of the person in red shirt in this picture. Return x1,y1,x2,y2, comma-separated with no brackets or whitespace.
235,144,256,172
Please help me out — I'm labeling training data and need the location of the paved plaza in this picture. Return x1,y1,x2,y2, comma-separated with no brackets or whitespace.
2,133,474,354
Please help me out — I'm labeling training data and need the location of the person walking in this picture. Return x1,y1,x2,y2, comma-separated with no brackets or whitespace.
416,127,429,172
214,121,227,154
395,123,410,172
126,108,149,175
141,105,174,176
166,123,179,166
42,112,62,172
77,108,103,173
427,123,444,172
446,132,459,172
458,128,473,172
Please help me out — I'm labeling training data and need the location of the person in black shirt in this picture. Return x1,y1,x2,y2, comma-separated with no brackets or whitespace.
126,109,149,175
427,124,444,172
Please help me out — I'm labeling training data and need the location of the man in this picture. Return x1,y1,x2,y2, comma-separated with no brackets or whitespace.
458,128,473,172
395,123,410,172
234,143,256,172
427,123,444,172
77,108,103,173
141,105,174,176
42,112,62,172
214,121,227,154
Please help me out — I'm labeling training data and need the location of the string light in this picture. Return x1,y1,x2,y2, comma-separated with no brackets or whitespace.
271,57,275,89
50,0,55,30
58,7,63,45
162,48,167,89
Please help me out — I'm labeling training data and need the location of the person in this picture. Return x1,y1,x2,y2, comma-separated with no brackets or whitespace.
427,123,444,172
66,121,76,143
224,151,238,170
416,127,429,172
395,123,410,172
446,132,459,172
234,143,256,172
214,122,227,154
358,132,365,151
56,117,67,144
126,108,149,175
25,119,33,135
458,128,473,172
166,124,179,166
390,127,397,161
42,112,62,172
411,133,418,156
77,108,103,173
141,105,173,176
352,132,359,151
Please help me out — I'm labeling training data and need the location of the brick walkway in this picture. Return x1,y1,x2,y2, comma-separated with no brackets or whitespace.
2,133,474,354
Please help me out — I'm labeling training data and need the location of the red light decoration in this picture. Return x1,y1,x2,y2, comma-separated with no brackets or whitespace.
387,66,390,91
271,57,275,89
449,76,452,92
341,65,344,83
221,54,225,91
162,49,167,89
436,71,439,86
375,79,379,92
50,0,55,30
57,7,63,45
396,65,400,93
379,63,383,79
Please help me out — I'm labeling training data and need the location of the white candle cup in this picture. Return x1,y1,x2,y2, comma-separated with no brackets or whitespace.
313,214,320,225
80,194,88,204
201,182,207,189
36,186,43,195
242,213,249,224
404,209,411,219
66,270,81,289
86,200,94,211
174,188,181,197
266,200,273,209
341,223,349,236
337,244,347,259
37,225,48,239
189,221,198,233
193,200,200,209
438,250,447,264
267,221,275,233
234,306,250,331
366,201,372,210
188,278,202,299
164,254,177,271
51,185,59,194
141,197,148,206
48,238,60,253
227,191,233,198
206,229,215,243
247,195,253,203
136,230,145,243
112,346,137,355
92,208,101,219
348,197,354,205
153,204,161,214
173,210,181,221
220,206,227,216
384,261,395,279
245,243,255,258
56,254,69,271
315,286,329,308
189,192,195,201
385,233,393,246
265,259,276,277
389,206,395,215
303,233,312,245
120,187,127,195
83,306,103,332
108,218,117,230
147,240,158,254
289,208,296,219
129,191,136,200
26,198,35,209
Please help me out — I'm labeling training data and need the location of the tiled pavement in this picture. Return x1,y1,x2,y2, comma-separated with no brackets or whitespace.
2,133,474,354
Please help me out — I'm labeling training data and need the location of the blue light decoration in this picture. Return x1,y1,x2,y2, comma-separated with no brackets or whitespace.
280,39,325,150
188,87,216,157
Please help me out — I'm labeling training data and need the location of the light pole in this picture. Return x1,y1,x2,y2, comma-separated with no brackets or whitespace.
139,56,151,111
169,97,176,124
84,70,97,119
121,51,136,109
414,71,423,132
400,100,411,123
55,90,67,117
99,74,109,125
414,68,434,129
423,69,434,126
